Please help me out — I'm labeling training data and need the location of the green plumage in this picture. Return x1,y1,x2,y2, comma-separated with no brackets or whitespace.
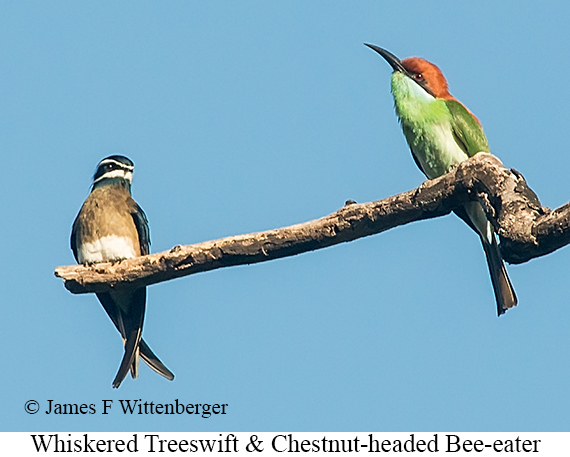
391,71,489,179
446,99,490,156
388,65,516,316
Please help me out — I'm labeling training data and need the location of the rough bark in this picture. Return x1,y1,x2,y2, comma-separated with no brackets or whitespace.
55,154,569,294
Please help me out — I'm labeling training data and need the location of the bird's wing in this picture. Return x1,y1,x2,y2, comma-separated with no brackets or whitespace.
410,148,428,177
70,215,81,263
131,201,150,256
446,99,490,157
96,292,126,338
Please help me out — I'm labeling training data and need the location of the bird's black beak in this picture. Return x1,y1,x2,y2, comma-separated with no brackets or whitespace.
364,44,407,74
365,43,436,98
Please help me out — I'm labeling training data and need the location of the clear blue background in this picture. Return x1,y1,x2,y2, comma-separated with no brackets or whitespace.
2,1,569,431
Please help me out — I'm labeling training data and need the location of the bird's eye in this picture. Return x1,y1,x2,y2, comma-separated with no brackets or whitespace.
414,73,424,81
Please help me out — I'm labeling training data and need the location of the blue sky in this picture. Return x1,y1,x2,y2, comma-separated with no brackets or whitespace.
2,1,570,431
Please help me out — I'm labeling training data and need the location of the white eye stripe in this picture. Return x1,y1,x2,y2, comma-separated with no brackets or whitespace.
98,158,134,171
93,169,133,184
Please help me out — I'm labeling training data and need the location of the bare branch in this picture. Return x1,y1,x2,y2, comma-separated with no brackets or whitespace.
55,154,567,294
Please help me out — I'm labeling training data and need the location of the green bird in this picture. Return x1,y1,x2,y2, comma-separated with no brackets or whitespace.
365,44,517,316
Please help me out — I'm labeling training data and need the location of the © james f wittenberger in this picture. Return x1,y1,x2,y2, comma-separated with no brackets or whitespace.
42,399,227,418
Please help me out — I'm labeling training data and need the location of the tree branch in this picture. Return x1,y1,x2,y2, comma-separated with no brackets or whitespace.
55,154,568,294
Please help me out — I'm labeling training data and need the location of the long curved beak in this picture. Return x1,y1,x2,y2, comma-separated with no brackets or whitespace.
364,44,407,74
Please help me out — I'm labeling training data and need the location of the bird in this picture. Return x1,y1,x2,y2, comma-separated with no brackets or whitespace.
365,44,517,316
71,155,174,387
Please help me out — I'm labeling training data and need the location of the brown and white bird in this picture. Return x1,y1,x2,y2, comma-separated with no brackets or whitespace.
71,155,174,387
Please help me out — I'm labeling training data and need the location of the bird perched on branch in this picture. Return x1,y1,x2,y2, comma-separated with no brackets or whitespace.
365,44,517,316
71,155,174,387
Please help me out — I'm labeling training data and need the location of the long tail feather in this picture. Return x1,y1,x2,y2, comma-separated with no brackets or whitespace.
458,202,517,316
97,291,173,384
112,327,142,388
481,234,517,316
139,339,175,381
111,288,146,389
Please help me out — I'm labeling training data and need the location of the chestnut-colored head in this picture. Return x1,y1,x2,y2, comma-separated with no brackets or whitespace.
364,44,481,121
400,57,453,100
364,44,455,100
